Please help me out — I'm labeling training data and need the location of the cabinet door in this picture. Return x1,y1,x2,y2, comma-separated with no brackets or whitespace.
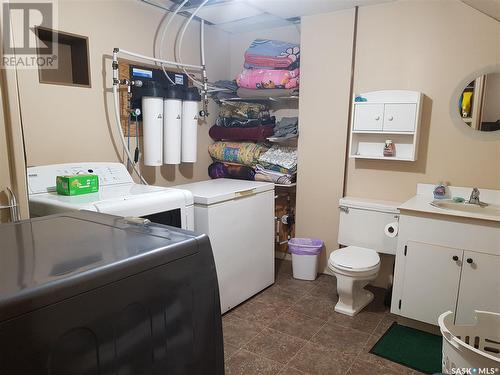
353,104,384,131
400,241,462,325
455,252,500,324
383,104,417,132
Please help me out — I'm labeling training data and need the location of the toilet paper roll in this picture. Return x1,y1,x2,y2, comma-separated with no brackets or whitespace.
384,222,399,238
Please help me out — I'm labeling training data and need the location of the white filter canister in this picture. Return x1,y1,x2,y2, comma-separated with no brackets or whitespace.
142,96,163,166
181,100,199,163
163,98,182,164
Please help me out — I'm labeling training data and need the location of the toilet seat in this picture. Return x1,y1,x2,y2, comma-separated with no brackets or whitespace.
328,246,380,273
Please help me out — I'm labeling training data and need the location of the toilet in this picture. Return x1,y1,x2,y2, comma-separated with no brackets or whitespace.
329,197,400,316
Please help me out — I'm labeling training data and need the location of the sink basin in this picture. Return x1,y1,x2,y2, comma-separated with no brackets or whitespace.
430,200,500,221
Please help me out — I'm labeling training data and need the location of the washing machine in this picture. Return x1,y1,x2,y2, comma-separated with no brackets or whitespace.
27,162,194,230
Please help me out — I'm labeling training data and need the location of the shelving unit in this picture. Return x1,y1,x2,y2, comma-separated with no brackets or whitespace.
349,90,423,161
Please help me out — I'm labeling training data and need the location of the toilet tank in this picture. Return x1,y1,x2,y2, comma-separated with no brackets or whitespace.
338,197,400,255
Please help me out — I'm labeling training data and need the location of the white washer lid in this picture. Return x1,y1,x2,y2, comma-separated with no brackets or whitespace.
175,179,274,205
329,246,380,271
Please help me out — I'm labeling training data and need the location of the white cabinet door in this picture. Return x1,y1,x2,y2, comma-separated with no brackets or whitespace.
383,104,417,132
455,252,500,324
400,241,462,325
353,104,384,131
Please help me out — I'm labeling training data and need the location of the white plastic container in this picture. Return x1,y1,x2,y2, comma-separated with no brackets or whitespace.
291,253,319,281
438,310,500,374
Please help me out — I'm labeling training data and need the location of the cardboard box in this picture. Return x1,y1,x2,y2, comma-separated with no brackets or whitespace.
56,174,99,196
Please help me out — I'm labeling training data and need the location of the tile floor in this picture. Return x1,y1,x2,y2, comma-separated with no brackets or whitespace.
223,259,425,375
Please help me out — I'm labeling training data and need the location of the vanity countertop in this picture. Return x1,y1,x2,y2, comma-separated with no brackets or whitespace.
399,184,500,223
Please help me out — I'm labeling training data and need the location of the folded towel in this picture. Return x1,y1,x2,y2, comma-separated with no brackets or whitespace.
209,124,275,142
244,39,300,70
216,116,275,128
209,142,269,166
219,101,269,120
255,165,296,185
236,68,299,90
258,145,298,171
209,162,255,181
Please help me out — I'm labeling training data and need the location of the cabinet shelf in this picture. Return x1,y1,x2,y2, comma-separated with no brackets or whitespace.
349,90,423,161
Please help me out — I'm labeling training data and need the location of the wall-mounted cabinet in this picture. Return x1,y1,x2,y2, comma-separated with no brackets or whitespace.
349,90,423,161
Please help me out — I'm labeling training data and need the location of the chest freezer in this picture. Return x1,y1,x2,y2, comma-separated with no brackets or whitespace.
0,211,223,375
176,178,275,313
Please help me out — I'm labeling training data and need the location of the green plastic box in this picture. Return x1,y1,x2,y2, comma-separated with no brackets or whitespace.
56,174,99,196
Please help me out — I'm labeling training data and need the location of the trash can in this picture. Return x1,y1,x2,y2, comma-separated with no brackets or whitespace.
438,310,500,374
288,238,324,281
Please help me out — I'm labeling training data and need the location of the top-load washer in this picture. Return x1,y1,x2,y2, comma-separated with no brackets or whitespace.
27,162,194,230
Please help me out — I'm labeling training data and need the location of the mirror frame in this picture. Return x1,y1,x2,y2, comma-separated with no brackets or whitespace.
450,64,500,141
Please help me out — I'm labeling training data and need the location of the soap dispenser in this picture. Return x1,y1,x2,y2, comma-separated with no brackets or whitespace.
433,182,448,199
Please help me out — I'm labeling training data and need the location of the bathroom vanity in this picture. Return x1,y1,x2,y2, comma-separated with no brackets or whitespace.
391,184,500,325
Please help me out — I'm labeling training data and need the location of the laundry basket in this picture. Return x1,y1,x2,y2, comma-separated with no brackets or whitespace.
438,310,500,374
288,238,323,281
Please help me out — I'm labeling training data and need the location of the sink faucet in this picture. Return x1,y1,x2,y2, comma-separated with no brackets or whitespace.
468,188,488,207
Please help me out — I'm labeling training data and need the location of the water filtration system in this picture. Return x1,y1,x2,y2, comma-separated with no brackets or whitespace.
111,0,214,181
142,96,163,167
141,86,201,167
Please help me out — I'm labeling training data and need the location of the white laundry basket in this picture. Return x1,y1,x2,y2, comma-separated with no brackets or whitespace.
438,310,500,374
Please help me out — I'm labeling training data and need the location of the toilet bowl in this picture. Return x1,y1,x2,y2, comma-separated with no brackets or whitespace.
328,246,380,316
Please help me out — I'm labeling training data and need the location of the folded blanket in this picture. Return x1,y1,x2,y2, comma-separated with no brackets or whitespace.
209,124,275,142
219,101,269,120
216,116,275,128
209,162,255,181
209,142,269,166
258,145,298,171
273,117,298,138
255,164,295,185
237,87,299,99
258,161,296,175
237,68,299,90
244,39,300,70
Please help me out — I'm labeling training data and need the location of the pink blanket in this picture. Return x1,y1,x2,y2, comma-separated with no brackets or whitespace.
236,68,299,90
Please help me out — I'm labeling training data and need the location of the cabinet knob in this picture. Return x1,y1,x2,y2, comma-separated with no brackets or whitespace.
452,255,459,261
375,116,380,121
388,116,394,121
466,258,474,264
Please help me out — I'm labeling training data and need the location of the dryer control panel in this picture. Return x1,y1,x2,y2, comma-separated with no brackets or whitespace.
27,163,133,194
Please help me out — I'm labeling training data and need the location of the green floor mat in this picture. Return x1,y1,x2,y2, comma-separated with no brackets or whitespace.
370,322,443,374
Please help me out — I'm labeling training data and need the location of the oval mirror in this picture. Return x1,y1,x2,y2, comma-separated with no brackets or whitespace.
458,71,500,132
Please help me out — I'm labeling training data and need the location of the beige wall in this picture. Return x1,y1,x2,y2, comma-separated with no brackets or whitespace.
13,0,230,186
295,9,356,271
345,0,500,202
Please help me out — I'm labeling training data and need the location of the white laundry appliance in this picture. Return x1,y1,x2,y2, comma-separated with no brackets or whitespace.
27,162,194,230
176,179,275,313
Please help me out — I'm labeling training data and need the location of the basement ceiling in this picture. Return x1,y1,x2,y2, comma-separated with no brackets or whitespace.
460,0,500,22
143,0,395,33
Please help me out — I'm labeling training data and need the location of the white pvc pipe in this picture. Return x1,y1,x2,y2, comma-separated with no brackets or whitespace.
118,48,203,70
158,0,189,84
112,84,148,185
176,0,210,88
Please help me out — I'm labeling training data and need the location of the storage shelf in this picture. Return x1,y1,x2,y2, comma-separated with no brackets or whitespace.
351,130,415,135
221,95,299,103
350,154,415,161
275,183,297,188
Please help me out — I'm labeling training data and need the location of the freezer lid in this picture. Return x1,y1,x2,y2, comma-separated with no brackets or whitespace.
0,211,202,321
175,178,275,205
